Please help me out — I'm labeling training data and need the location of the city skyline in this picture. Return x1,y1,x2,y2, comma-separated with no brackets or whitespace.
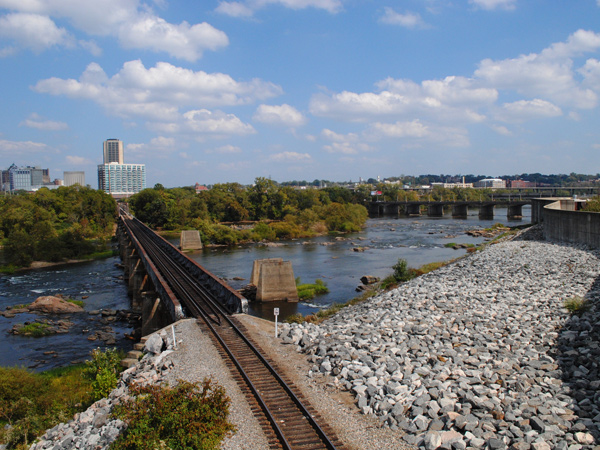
1,1,600,188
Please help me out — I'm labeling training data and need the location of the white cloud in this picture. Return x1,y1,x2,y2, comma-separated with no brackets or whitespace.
20,113,68,130
125,136,177,159
580,58,600,91
491,125,512,136
321,129,359,142
215,2,254,18
497,99,562,122
253,104,306,126
0,139,49,154
0,13,72,53
207,144,243,154
379,8,425,28
0,0,228,60
321,130,372,154
475,30,600,109
65,155,91,165
311,76,494,123
367,120,429,138
216,0,342,17
469,0,516,11
182,110,256,135
118,15,228,61
34,60,282,122
269,151,312,162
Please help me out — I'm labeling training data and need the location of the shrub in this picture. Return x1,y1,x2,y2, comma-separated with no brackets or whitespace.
82,348,124,401
564,296,591,315
111,379,234,450
284,313,304,324
392,258,416,283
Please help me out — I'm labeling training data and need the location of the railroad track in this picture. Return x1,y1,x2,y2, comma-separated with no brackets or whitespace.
120,213,346,450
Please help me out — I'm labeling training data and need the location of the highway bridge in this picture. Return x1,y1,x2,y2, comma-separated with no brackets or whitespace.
367,199,530,220
117,210,345,450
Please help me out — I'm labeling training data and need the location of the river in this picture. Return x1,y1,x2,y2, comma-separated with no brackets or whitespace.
0,206,530,371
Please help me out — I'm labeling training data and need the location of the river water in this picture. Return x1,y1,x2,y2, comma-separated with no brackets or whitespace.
0,206,530,371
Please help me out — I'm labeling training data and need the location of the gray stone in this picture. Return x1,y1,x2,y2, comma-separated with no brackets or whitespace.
423,431,442,450
144,333,164,355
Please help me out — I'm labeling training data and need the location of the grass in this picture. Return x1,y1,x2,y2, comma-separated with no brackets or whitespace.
66,299,84,307
296,278,329,300
15,322,55,337
564,296,591,316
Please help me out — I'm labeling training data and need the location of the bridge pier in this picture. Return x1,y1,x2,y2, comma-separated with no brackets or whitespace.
479,204,494,220
405,203,421,216
452,204,468,219
507,204,523,220
427,204,444,217
141,292,173,336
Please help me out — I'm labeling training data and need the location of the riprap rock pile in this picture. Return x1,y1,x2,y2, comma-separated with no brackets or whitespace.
280,239,600,449
30,330,176,450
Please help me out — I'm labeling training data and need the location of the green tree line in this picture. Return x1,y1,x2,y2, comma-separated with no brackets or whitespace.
128,178,369,245
0,186,117,268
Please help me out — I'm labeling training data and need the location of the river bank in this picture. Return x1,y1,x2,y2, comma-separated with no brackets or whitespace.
279,227,600,449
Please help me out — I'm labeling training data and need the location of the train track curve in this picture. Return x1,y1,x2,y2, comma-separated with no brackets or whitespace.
120,212,346,450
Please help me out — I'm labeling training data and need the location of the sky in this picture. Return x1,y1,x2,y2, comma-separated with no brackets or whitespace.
1,1,600,188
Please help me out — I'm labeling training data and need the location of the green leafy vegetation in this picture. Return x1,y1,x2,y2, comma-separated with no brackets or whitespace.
127,178,369,245
296,278,329,300
563,296,591,316
0,365,91,449
15,322,54,337
82,348,125,401
0,186,117,269
582,196,600,212
110,379,235,450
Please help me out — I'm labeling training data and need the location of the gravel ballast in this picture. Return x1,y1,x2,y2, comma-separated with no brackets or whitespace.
279,233,600,449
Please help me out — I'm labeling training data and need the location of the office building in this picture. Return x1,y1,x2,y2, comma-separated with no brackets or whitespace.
64,171,85,187
98,163,146,197
5,164,50,191
474,178,506,189
103,139,124,164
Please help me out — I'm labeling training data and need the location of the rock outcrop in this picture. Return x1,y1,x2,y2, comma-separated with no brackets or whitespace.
28,296,84,314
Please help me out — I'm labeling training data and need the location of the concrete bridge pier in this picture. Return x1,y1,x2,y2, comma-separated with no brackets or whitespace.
452,204,468,219
507,204,523,220
141,292,173,336
405,203,421,216
427,204,444,217
479,204,494,220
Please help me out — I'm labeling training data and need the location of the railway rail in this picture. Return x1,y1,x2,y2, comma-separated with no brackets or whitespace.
120,212,345,450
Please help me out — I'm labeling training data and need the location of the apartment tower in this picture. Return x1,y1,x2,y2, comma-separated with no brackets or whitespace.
103,139,124,164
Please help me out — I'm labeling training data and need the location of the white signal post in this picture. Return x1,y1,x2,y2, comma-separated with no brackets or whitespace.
274,308,280,338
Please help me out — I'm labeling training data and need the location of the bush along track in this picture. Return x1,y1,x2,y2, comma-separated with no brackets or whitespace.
30,330,234,450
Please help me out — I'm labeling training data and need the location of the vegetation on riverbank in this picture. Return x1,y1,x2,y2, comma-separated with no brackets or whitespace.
127,178,369,245
0,348,124,449
0,186,117,270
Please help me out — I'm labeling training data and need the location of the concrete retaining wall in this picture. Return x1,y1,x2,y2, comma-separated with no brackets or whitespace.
533,198,600,248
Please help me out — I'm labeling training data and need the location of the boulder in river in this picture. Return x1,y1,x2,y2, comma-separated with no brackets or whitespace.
28,296,84,314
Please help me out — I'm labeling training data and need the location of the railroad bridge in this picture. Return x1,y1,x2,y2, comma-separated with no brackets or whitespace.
116,211,247,336
367,200,530,220
116,210,344,450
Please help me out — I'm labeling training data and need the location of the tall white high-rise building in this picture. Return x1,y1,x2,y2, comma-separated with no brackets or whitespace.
98,139,146,198
103,139,124,164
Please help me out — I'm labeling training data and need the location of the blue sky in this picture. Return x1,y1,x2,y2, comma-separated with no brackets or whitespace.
1,0,600,188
